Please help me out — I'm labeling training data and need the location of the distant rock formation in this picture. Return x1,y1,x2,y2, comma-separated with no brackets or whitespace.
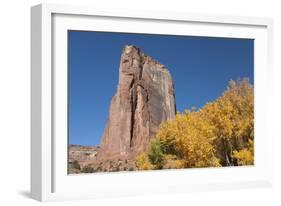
99,45,176,160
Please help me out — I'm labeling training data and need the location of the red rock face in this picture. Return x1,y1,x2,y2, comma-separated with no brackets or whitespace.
99,45,176,160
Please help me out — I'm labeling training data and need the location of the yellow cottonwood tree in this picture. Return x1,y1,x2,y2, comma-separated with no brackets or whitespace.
233,139,254,165
156,111,220,168
203,79,254,166
136,153,154,170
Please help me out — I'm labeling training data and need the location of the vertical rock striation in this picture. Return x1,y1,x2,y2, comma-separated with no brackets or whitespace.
99,45,176,160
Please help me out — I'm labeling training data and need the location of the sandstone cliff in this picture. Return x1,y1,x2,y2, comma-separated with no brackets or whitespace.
99,45,176,160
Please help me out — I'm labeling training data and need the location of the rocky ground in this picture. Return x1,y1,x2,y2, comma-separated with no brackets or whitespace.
68,145,137,174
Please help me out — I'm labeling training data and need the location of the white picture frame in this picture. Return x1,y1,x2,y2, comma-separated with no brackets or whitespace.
31,3,274,202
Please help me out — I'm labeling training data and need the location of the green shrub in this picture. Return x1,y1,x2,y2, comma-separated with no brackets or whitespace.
71,160,80,170
81,165,94,173
147,138,164,169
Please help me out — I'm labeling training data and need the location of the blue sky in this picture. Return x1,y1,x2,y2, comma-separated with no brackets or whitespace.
68,31,254,146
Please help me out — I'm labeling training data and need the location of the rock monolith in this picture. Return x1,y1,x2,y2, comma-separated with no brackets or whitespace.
99,45,176,160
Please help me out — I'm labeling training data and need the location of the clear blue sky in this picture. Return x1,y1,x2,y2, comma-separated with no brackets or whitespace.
68,31,253,146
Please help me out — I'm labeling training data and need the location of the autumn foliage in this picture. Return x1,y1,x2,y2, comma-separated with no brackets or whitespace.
136,79,254,170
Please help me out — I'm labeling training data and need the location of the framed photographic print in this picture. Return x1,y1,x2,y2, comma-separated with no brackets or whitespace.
31,3,274,201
